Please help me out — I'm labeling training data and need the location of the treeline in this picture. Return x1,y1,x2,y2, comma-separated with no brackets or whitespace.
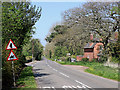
22,38,43,60
2,2,42,88
45,2,120,63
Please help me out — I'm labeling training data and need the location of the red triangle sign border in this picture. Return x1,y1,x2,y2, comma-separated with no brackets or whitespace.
7,50,18,61
6,39,17,50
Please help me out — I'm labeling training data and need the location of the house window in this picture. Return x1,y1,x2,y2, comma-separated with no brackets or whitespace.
84,48,93,52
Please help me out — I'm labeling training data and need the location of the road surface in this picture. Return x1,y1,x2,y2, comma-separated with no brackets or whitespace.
28,57,119,89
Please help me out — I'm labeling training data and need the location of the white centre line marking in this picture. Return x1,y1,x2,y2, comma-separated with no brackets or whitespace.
43,87,51,88
75,80,91,88
59,72,70,78
49,66,52,68
53,68,58,72
47,63,69,78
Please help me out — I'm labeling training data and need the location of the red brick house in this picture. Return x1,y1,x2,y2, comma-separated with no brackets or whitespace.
77,32,118,61
77,34,103,61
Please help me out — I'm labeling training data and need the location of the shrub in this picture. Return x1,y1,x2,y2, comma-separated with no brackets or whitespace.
26,56,32,60
25,56,32,63
91,58,98,62
59,57,66,61
71,55,76,59
66,57,71,62
111,57,119,63
99,55,107,63
52,56,58,60
82,58,89,62
37,54,42,60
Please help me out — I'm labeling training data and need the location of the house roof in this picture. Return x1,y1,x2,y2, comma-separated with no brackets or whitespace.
84,43,96,49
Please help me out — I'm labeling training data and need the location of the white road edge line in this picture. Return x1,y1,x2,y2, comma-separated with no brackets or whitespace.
75,80,91,88
59,72,70,78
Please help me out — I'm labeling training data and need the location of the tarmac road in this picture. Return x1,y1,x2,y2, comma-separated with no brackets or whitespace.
29,57,119,90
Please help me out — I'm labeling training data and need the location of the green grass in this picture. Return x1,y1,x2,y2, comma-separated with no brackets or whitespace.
56,61,119,81
85,65,119,81
16,66,37,88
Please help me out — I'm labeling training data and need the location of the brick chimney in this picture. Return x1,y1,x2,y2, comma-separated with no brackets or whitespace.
90,34,93,40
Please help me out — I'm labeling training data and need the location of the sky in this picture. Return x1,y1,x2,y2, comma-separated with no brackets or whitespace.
31,2,85,47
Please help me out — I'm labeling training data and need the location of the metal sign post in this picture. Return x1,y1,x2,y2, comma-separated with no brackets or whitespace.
6,39,18,88
12,61,16,87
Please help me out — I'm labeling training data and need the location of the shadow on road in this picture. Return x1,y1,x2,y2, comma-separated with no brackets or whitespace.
34,73,50,77
33,69,43,72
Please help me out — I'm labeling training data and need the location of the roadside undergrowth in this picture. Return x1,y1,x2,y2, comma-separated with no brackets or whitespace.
16,66,37,89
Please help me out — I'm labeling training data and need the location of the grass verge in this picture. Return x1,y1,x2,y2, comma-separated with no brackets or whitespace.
56,61,119,81
85,65,119,81
16,66,37,88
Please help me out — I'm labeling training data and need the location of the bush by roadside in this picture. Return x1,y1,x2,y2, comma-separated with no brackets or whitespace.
26,56,32,60
26,56,32,63
16,66,37,88
111,57,119,63
81,58,89,62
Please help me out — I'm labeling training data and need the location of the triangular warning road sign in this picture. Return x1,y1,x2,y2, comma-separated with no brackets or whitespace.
7,50,18,61
6,39,17,50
